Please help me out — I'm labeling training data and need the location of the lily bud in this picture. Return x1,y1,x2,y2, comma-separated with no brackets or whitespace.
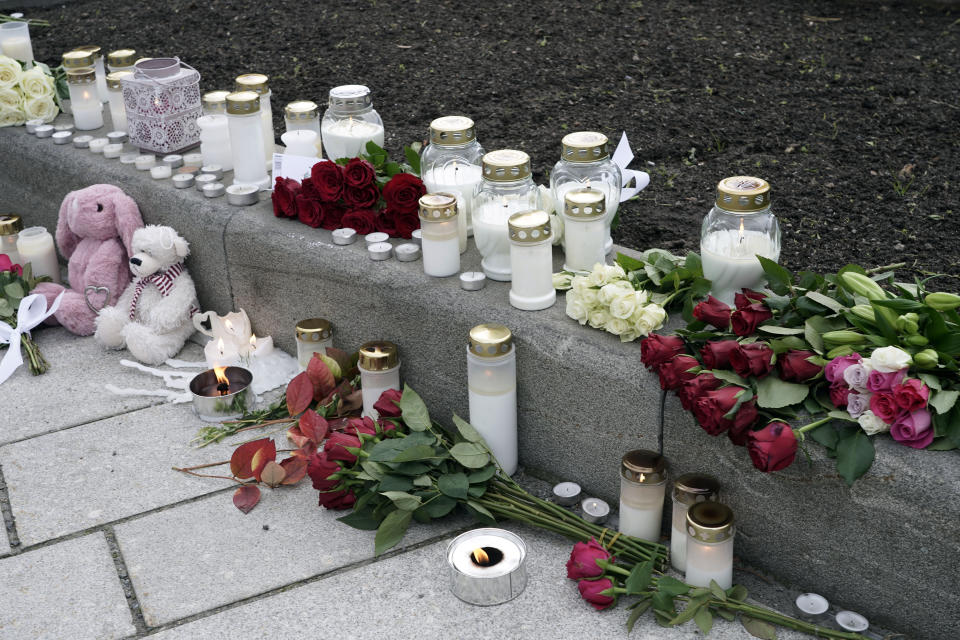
904,335,929,347
849,305,875,322
925,292,960,311
913,349,939,369
826,345,855,359
823,330,866,347
896,315,920,335
841,272,886,301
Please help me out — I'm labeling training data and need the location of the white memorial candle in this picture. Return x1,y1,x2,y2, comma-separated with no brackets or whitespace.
66,68,104,131
358,341,401,417
0,214,23,266
235,73,275,167
418,193,460,277
106,71,132,132
0,22,34,64
16,227,59,284
466,324,517,475
74,45,108,102
284,100,323,155
422,162,483,253
226,91,270,189
670,473,720,573
618,450,667,542
508,210,556,311
700,228,777,306
295,318,334,370
197,113,233,171
685,501,734,590
281,129,319,158
321,116,384,161
562,188,607,272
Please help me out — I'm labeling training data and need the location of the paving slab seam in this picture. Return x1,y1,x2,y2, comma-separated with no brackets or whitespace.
0,461,21,556
104,525,150,635
220,208,240,308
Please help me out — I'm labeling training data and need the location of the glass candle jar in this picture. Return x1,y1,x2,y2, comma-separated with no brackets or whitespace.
358,341,401,417
0,21,34,65
419,193,460,277
420,116,485,252
16,226,59,283
295,318,333,370
74,45,108,101
467,324,517,475
508,210,556,311
670,473,721,573
550,132,622,254
236,73,275,167
561,188,606,272
105,71,132,132
473,150,541,282
700,176,781,305
285,100,322,156
685,501,734,590
225,91,269,189
0,214,23,265
202,90,229,116
106,48,137,73
321,85,385,161
618,449,667,542
66,68,104,131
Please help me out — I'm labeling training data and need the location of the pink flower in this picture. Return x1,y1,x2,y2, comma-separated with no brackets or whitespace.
846,392,871,418
824,353,861,384
577,577,616,611
866,369,906,393
0,254,22,275
566,539,613,580
890,409,935,449
869,392,900,423
893,379,929,412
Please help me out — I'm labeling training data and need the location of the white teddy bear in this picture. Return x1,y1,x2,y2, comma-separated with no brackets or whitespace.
94,225,199,365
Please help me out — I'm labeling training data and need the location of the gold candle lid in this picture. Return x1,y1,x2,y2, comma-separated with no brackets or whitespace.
468,324,513,358
63,50,95,69
358,341,399,371
686,501,734,543
203,90,230,114
563,188,606,219
481,149,531,182
107,49,137,68
429,116,476,146
561,131,609,163
508,210,552,244
74,44,102,59
285,100,319,121
419,193,458,222
66,68,97,85
0,214,23,235
236,73,269,95
226,91,261,115
673,473,721,506
295,318,332,341
621,449,667,484
106,71,133,91
716,176,771,212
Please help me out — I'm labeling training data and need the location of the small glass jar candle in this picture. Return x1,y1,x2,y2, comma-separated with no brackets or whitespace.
0,214,23,266
105,71,133,132
285,100,322,156
550,132,622,254
419,193,460,277
508,210,555,311
467,324,517,475
321,85,385,161
226,91,270,189
0,21,34,65
420,116,485,252
236,73,275,167
16,226,59,284
473,150,540,282
700,176,781,305
202,90,229,116
281,129,319,158
358,341,401,417
618,449,667,542
66,68,104,131
685,501,734,590
73,45,108,102
670,473,721,573
295,318,334,369
106,48,137,73
562,188,607,272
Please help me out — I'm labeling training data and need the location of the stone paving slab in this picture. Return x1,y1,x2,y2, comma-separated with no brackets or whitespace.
0,519,9,556
115,483,470,626
0,532,135,639
1,328,204,444
148,523,807,640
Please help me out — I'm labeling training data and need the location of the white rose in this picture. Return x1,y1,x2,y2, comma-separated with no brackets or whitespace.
599,281,635,305
0,90,24,126
552,272,574,290
587,263,626,287
842,363,871,393
22,96,57,123
565,293,590,324
538,184,555,214
0,87,20,110
588,307,612,329
604,317,631,336
858,410,889,436
576,284,599,305
869,346,912,373
610,291,646,320
633,304,667,335
619,329,641,343
18,66,55,100
0,56,22,91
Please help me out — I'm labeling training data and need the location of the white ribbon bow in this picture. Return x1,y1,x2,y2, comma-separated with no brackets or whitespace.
613,131,651,203
0,292,63,385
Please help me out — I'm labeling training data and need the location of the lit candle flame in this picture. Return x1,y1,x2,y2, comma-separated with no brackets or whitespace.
217,337,225,357
249,334,257,352
472,548,490,565
739,217,745,244
213,366,230,396
225,319,235,334
586,178,592,190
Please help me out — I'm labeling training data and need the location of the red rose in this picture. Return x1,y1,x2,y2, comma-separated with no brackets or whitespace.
324,432,362,464
566,539,613,580
640,334,685,370
869,392,900,423
373,388,403,417
693,386,743,435
678,373,722,411
307,452,341,491
317,488,356,510
779,350,823,382
700,340,740,370
734,289,767,310
657,355,700,391
393,209,420,239
310,161,344,202
341,209,378,235
375,209,397,236
344,416,378,437
320,202,345,230
343,158,376,188
829,382,850,408
894,379,929,412
382,173,426,214
730,302,773,336
343,184,379,209
729,342,774,379
376,418,397,434
727,399,758,446
272,177,301,218
693,296,732,330
577,577,616,611
296,194,323,228
0,254,22,276
748,421,797,472
300,176,322,201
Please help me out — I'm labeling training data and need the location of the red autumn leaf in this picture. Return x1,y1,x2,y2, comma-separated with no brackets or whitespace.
307,355,337,400
286,425,310,449
291,441,318,459
299,409,329,444
327,417,349,432
280,456,308,485
230,437,274,479
233,485,261,514
286,372,314,416
325,346,351,375
250,439,277,481
260,461,286,487
339,388,363,414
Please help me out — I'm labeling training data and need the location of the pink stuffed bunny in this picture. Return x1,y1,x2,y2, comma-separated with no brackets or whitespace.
33,184,144,336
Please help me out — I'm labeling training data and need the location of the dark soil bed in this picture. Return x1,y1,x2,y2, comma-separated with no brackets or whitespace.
19,0,960,288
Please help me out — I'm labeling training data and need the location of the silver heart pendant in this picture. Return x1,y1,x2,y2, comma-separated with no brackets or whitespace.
84,285,110,313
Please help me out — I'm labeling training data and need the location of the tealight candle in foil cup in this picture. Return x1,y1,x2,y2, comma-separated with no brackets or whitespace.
332,228,357,245
200,164,223,179
135,154,156,170
25,118,44,134
552,482,582,506
52,131,73,145
88,137,109,153
34,125,54,138
172,173,195,189
162,153,183,169
189,365,253,422
411,228,422,246
836,611,869,633
103,143,123,159
73,135,93,148
195,173,218,191
368,241,392,261
447,528,528,606
120,152,140,164
54,123,75,133
459,271,486,291
183,152,203,166
203,182,226,198
794,593,829,623
580,497,610,524
365,231,389,246
395,243,421,262
226,184,258,206
106,130,127,144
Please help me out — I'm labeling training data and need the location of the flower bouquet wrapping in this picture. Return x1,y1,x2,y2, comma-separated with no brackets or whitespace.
0,257,53,376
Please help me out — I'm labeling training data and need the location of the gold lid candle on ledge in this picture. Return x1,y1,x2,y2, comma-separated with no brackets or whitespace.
198,91,233,171
66,68,103,131
321,85,385,161
466,324,517,475
106,48,136,72
225,91,269,189
562,188,606,272
670,473,720,572
295,318,333,370
508,210,555,311
419,193,460,278
685,501,735,589
62,50,95,69
0,214,24,265
73,45,108,102
618,449,667,542
358,341,401,417
236,73,275,166
284,100,322,156
203,90,230,115
105,71,133,133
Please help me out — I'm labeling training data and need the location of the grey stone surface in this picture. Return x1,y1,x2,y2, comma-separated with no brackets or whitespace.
0,401,234,546
0,328,203,444
0,519,9,556
115,483,469,626
149,523,809,640
0,532,135,639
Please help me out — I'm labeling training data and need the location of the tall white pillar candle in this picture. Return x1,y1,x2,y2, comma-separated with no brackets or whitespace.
74,46,108,101
685,501,734,590
235,74,275,167
508,210,556,311
418,193,460,277
105,71,132,132
66,69,103,131
618,450,667,542
197,114,233,171
285,100,323,156
358,341,401,418
281,129,319,158
226,91,270,189
670,473,721,573
562,188,607,272
467,324,518,475
16,227,59,283
422,162,483,253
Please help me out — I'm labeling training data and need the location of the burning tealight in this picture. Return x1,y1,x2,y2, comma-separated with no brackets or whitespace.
365,231,389,246
447,528,528,606
52,131,73,145
120,152,139,164
172,173,195,189
835,611,869,633
395,243,421,262
226,184,258,206
34,125,54,139
459,271,486,291
581,497,610,524
150,165,172,180
332,228,357,245
103,143,123,159
368,241,392,261
106,130,127,144
88,137,109,153
162,154,183,169
188,365,254,422
200,164,223,179
195,173,218,191
25,118,44,134
73,135,93,149
794,593,829,622
203,182,226,198
552,482,582,506
183,152,204,166
135,154,156,170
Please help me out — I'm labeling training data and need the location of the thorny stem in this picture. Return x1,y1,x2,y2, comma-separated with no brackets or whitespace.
171,467,248,484
175,459,230,471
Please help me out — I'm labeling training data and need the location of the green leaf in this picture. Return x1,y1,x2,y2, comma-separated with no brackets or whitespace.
399,385,431,432
467,484,486,498
694,606,714,634
741,616,777,639
919,373,943,391
827,410,858,423
625,559,653,595
423,495,457,518
758,256,793,296
384,161,402,177
805,290,845,313
804,321,824,353
651,592,676,615
756,376,809,408
709,369,749,387
374,509,412,555
929,390,960,415
727,584,749,601
360,460,387,480
835,430,875,486
437,472,469,499
465,499,497,525
669,595,709,625
769,336,808,354
716,608,736,622
626,599,651,632
337,507,382,530
452,414,485,444
391,445,440,463
449,442,490,468
378,474,414,492
4,281,24,300
412,474,433,487
380,491,422,511
709,580,727,601
757,325,805,335
928,437,958,451
656,576,690,597
404,145,421,175
616,252,645,274
467,465,496,484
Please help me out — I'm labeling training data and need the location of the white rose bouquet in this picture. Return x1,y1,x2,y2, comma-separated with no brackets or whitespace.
0,55,60,128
